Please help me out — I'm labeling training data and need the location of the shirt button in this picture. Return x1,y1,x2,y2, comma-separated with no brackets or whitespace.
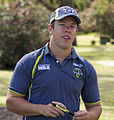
56,60,59,63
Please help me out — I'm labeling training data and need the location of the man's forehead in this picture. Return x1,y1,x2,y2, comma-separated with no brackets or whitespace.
57,16,77,24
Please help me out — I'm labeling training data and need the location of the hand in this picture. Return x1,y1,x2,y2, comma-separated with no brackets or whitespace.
39,101,66,118
73,110,89,120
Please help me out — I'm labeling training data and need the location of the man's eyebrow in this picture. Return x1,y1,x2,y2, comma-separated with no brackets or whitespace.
59,21,76,25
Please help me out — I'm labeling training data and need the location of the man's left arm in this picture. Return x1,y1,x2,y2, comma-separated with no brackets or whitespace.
73,102,102,120
85,102,102,120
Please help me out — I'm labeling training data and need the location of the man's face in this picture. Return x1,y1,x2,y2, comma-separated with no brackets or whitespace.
49,16,78,50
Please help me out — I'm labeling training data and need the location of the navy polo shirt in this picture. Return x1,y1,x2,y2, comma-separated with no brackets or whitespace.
9,43,100,120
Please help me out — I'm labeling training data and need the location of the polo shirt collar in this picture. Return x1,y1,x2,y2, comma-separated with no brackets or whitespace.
44,42,78,59
70,47,78,59
44,42,51,55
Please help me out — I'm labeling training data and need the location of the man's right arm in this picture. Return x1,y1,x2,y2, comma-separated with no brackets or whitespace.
6,91,65,117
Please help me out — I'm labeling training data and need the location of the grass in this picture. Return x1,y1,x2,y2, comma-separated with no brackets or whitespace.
77,33,100,46
0,70,13,106
0,33,114,119
75,37,114,120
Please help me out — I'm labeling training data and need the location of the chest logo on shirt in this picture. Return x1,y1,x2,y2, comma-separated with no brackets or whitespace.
73,68,83,79
73,63,83,67
38,64,50,70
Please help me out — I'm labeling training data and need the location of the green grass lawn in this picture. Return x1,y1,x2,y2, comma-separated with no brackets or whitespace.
75,44,114,120
0,34,114,119
0,70,13,106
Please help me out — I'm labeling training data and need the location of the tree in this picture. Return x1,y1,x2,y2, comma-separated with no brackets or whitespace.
0,1,50,69
59,0,74,8
36,0,75,11
36,0,94,11
75,0,94,11
79,0,97,33
95,0,114,38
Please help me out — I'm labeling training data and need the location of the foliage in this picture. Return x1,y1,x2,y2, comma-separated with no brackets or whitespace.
79,0,114,38
37,0,94,11
46,0,59,6
75,0,94,11
95,0,114,38
0,1,50,69
79,0,97,33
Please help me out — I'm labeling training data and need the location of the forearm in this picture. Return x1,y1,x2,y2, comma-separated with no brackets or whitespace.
86,103,102,120
73,103,102,120
6,91,65,117
6,96,43,116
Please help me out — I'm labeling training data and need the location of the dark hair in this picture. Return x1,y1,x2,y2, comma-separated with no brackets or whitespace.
51,21,54,29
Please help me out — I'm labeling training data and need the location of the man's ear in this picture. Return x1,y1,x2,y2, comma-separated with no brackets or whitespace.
76,27,78,32
48,24,53,34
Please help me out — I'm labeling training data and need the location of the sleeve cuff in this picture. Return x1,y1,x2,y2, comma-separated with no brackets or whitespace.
9,89,25,96
84,101,101,105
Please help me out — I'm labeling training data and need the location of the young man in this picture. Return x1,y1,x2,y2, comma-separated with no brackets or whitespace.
6,6,102,120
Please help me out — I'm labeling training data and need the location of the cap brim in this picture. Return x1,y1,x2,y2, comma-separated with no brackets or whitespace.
55,13,81,25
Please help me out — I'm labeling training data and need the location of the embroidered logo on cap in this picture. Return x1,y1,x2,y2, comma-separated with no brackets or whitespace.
64,8,72,13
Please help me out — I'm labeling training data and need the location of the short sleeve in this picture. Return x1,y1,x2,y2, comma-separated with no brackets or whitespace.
9,54,33,96
81,63,100,104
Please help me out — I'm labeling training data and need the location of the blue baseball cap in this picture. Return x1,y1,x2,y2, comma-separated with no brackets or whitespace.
50,6,81,26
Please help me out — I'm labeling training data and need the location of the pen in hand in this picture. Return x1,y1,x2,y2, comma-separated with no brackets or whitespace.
51,103,74,116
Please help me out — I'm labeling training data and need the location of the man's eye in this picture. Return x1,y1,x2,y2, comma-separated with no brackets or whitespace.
59,23,65,26
70,25,75,28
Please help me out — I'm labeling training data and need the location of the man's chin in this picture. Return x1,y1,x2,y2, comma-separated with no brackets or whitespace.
60,44,72,50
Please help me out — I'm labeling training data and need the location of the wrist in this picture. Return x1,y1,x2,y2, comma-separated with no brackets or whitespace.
36,104,45,115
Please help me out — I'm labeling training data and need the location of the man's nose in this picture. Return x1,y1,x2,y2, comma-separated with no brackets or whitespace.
65,25,71,32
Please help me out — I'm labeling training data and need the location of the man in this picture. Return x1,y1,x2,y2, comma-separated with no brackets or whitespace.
6,6,102,120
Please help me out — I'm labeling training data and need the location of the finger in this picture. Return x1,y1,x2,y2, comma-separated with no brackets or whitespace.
73,111,89,120
43,104,59,117
73,115,89,120
50,110,60,117
74,110,88,117
48,103,65,117
52,101,67,109
47,111,58,118
53,106,65,116
51,102,65,116
52,107,63,116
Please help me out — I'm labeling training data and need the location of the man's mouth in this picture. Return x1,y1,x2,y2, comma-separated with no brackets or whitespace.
62,36,70,40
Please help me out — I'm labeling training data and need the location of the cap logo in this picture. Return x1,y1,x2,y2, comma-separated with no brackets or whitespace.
64,8,72,13
55,9,60,20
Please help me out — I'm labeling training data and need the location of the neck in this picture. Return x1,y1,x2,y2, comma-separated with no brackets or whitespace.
49,43,72,63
